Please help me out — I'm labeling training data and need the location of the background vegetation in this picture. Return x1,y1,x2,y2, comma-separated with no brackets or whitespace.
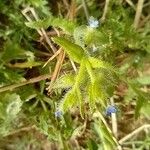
0,0,150,149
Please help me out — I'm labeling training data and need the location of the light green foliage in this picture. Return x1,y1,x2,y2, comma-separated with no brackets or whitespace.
60,89,77,112
26,16,76,34
94,120,117,150
0,67,26,86
53,74,75,89
52,37,87,63
0,41,41,68
0,93,22,136
73,25,87,47
0,93,22,119
52,37,115,114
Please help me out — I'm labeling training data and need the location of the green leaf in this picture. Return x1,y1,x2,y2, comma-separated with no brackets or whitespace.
89,57,114,71
0,68,25,85
8,60,42,68
129,83,148,118
0,93,23,136
94,121,117,150
1,41,38,67
0,93,22,119
88,84,96,111
141,103,150,118
87,139,98,150
88,79,107,110
26,16,76,34
1,41,27,62
135,91,148,119
73,25,87,47
89,57,106,68
5,93,22,118
17,85,37,102
53,74,75,89
52,37,87,63
136,75,150,85
76,88,84,118
75,60,87,86
60,89,77,112
29,0,48,8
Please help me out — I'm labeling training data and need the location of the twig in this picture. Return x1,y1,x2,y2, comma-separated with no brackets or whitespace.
101,0,110,22
35,51,51,57
46,1,77,94
47,30,64,36
0,74,51,93
119,124,150,144
66,1,77,73
139,14,150,28
47,48,65,94
81,0,89,20
46,26,66,94
110,97,118,138
5,125,36,137
133,0,145,29
144,127,150,150
125,0,135,9
43,48,62,68
22,7,43,36
22,7,57,53
54,27,61,36
125,0,145,19
67,0,76,20
143,1,150,7
62,0,69,10
70,59,77,72
40,28,57,53
76,5,83,13
30,8,57,53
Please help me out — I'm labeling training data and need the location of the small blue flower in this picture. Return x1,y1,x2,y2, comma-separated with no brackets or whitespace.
105,105,117,116
88,16,99,28
55,110,62,118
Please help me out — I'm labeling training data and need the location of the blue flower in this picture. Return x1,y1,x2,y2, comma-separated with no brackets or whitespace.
88,16,99,28
105,105,117,116
55,110,62,118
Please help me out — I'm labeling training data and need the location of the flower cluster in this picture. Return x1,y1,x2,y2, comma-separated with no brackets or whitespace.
55,110,63,118
88,16,99,28
105,105,117,116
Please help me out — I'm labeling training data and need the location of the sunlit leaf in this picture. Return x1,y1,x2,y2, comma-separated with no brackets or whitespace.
52,37,87,63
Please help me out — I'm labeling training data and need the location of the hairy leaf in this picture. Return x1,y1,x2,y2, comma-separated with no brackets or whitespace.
60,90,77,112
53,74,75,89
52,37,87,63
26,16,76,34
